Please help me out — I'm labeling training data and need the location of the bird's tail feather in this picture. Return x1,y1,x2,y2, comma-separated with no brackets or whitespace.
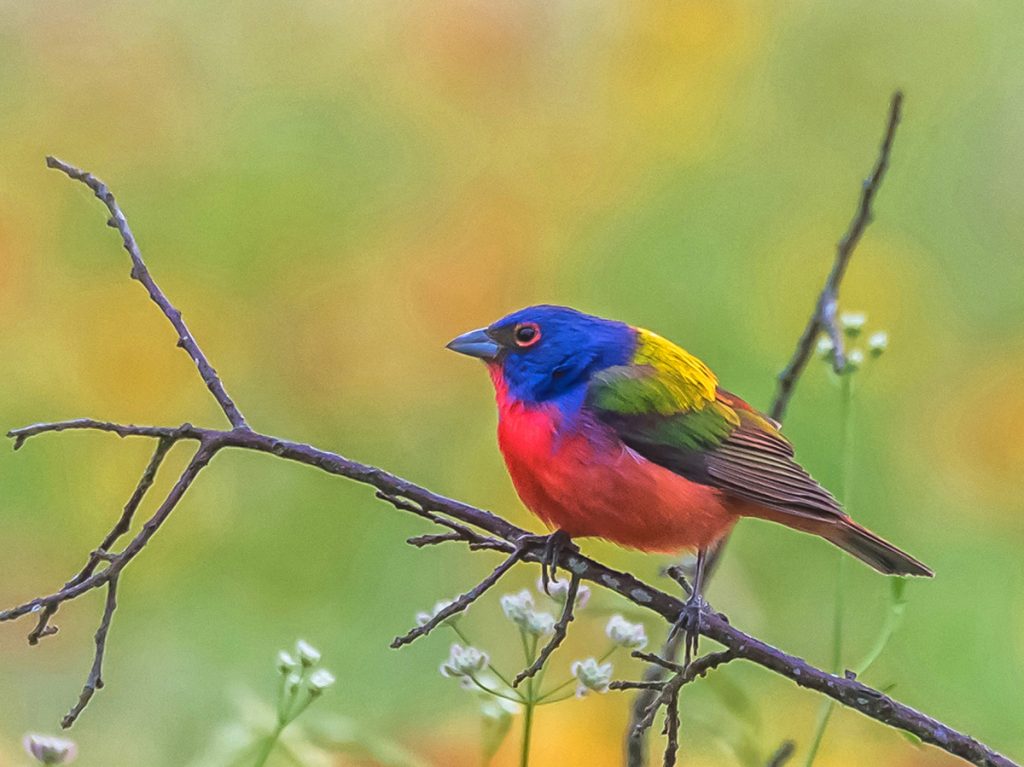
826,518,933,577
747,506,933,577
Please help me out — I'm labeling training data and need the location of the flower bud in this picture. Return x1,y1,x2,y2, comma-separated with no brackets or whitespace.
500,590,535,626
845,348,865,373
23,734,78,765
524,611,556,637
295,640,321,667
537,577,591,609
868,331,888,358
605,614,648,649
440,644,489,678
840,312,867,338
815,336,834,360
277,651,298,674
571,658,612,696
308,668,336,694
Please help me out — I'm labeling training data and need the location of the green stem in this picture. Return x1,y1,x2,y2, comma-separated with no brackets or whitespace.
519,633,539,767
804,373,855,767
252,722,286,767
520,701,535,767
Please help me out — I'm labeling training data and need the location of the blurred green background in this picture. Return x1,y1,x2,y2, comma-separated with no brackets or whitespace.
1,1,1022,765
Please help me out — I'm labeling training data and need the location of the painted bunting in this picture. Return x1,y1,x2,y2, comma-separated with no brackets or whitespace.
447,305,932,613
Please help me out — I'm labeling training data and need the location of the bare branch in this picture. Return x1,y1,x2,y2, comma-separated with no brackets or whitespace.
512,572,580,687
45,156,248,430
27,438,173,644
390,546,526,648
62,576,118,728
770,91,904,421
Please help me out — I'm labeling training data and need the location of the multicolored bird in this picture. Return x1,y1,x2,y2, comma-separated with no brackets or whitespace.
447,305,932,634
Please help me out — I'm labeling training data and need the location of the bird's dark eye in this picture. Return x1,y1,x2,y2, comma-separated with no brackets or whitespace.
513,322,541,348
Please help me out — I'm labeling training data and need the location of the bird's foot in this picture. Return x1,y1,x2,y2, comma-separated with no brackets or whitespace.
516,530,578,595
668,591,708,670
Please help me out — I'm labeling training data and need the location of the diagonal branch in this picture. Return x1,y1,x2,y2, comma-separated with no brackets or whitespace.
62,575,118,728
1,155,1018,767
770,90,903,422
45,156,248,430
512,572,580,687
26,438,173,644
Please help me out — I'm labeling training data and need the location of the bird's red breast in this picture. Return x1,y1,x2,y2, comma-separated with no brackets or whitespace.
489,364,739,553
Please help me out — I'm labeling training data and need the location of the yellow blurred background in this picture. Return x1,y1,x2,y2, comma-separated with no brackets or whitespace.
1,1,1022,765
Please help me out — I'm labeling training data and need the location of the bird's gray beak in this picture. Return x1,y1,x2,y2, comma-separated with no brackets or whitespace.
446,327,500,361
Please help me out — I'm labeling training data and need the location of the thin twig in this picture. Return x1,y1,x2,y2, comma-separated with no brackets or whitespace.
62,576,119,728
45,156,248,430
512,572,580,687
390,547,526,648
632,650,738,736
662,690,680,767
770,91,904,421
27,438,173,644
625,629,685,766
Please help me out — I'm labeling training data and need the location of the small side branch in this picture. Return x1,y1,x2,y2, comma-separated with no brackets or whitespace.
390,547,526,648
62,576,119,728
770,91,903,421
27,438,173,644
512,572,580,687
45,156,248,430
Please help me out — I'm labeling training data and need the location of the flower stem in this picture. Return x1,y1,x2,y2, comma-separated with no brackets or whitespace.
804,373,855,767
519,633,539,767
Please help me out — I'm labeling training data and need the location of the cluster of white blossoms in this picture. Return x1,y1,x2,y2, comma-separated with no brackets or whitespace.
605,614,649,650
571,658,613,696
817,311,889,373
23,734,77,765
424,577,648,713
500,589,558,637
440,643,491,678
277,639,336,697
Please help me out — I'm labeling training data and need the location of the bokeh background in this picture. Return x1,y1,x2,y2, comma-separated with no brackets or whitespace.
1,1,1022,765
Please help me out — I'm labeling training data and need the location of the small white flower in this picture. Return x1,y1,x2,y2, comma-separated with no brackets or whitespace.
605,614,648,649
285,672,302,695
846,348,865,372
815,336,835,360
524,611,556,637
440,644,489,678
500,590,535,626
840,312,867,338
537,577,591,609
276,650,298,674
868,331,888,357
295,640,321,667
416,600,455,627
308,668,336,694
571,658,612,697
23,734,78,765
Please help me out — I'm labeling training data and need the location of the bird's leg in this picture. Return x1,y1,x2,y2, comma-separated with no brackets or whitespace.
669,548,708,669
516,529,577,595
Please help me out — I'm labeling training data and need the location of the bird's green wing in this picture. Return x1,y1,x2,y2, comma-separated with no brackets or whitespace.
586,329,842,520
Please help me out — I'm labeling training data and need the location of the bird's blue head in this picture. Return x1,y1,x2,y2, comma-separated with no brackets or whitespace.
447,305,636,410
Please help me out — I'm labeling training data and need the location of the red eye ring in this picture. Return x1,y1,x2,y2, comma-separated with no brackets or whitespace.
513,322,541,348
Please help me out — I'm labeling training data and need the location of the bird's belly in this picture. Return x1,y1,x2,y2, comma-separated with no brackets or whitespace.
497,408,736,553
